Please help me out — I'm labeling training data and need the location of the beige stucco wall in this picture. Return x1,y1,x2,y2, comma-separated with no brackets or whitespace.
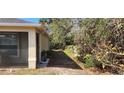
38,32,49,62
40,33,49,51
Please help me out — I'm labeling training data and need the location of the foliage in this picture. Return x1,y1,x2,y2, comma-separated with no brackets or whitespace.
43,18,124,74
83,54,95,68
49,19,74,49
65,33,75,45
74,18,124,74
39,18,51,24
49,25,65,49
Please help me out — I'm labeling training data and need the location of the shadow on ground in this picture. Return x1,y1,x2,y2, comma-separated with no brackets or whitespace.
48,50,81,69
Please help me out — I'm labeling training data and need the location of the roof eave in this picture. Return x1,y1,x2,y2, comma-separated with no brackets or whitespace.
0,23,41,27
0,23,49,37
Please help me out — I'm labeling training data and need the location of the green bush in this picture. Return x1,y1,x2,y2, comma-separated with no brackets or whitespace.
83,54,95,68
65,33,74,45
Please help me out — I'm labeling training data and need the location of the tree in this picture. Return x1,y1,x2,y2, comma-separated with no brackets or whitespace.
47,18,74,49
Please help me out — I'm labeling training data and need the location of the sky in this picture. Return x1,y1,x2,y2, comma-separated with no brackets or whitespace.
20,18,40,23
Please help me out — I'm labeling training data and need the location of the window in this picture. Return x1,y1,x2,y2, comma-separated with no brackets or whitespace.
0,33,18,56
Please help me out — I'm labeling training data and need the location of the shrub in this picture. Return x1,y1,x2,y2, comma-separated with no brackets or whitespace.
65,33,75,45
83,54,95,68
74,18,124,74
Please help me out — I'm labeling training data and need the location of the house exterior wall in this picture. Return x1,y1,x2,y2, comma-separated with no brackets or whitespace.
28,30,36,69
38,32,49,62
40,33,49,51
0,26,49,68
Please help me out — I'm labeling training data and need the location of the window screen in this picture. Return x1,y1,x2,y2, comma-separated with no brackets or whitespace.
0,33,18,56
